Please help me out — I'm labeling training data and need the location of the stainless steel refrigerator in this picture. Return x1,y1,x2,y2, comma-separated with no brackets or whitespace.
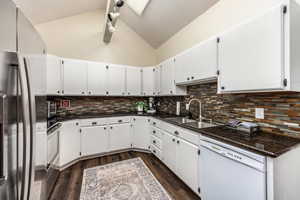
0,0,47,199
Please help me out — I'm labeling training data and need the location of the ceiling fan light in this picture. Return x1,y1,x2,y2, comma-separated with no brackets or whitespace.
107,22,116,33
108,12,120,21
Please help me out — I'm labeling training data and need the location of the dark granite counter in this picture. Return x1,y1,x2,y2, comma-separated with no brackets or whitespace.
54,112,300,158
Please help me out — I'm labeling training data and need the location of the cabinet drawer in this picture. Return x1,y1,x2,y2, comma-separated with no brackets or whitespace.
150,127,163,139
151,135,162,149
178,128,199,146
107,117,131,124
150,145,161,159
80,118,107,127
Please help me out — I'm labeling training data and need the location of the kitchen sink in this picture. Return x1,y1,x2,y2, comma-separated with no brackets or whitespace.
165,117,197,124
185,121,217,129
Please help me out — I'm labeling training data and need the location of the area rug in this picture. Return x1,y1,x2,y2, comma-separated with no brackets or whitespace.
80,158,172,200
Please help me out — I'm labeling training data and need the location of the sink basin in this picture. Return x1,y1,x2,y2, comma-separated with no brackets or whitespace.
185,121,217,129
165,117,197,124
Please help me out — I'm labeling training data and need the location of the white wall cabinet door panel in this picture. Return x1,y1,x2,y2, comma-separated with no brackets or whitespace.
126,66,142,96
63,59,88,95
132,117,150,150
162,131,177,172
155,66,161,95
142,67,156,96
176,138,199,194
27,55,47,95
59,121,81,166
87,62,107,95
81,126,108,156
160,59,175,95
109,123,131,151
175,38,218,84
46,55,63,95
107,64,126,96
218,5,285,93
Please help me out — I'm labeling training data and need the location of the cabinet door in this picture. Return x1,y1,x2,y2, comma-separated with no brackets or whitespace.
59,121,81,166
160,59,175,95
0,0,16,52
175,38,217,84
132,117,150,150
155,66,161,95
109,123,132,151
176,138,199,194
27,55,47,95
46,55,63,95
87,62,107,95
63,59,88,95
107,64,126,96
142,67,156,96
126,66,142,96
218,5,285,93
162,131,177,172
81,126,109,156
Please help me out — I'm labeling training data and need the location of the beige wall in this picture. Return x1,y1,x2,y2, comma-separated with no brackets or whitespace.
36,9,157,66
156,0,287,62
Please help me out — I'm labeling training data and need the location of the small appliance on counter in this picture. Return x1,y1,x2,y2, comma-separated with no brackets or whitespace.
227,119,259,137
147,97,157,114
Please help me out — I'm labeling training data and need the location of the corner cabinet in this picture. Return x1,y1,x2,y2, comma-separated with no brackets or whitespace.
142,67,157,96
109,123,132,151
160,58,186,96
218,2,300,93
46,55,63,95
175,37,218,85
132,117,151,150
107,64,126,96
126,66,142,96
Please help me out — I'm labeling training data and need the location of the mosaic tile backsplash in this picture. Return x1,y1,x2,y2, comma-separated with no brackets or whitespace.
49,82,300,138
48,96,148,117
157,82,300,138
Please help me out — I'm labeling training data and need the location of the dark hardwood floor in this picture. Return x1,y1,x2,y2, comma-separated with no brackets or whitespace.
49,151,201,200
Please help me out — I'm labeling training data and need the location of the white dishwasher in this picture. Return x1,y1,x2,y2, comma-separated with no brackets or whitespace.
199,137,266,200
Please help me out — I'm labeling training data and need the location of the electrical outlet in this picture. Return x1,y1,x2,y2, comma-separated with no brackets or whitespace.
255,108,264,119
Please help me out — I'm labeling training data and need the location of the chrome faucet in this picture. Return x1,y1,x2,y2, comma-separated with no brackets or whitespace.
186,98,212,123
186,98,203,122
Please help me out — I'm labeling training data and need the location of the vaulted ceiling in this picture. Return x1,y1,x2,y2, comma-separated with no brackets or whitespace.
13,0,219,48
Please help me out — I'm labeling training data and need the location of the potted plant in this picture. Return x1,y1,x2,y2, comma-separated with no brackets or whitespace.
135,101,148,114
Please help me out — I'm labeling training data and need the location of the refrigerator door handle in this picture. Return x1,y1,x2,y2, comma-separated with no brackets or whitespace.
0,93,7,185
18,55,34,200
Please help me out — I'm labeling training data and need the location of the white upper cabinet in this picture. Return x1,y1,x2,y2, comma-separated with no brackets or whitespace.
107,64,126,96
46,55,63,95
63,59,88,95
175,37,218,85
87,62,107,95
27,55,47,95
142,67,156,96
160,58,186,96
126,66,142,96
218,2,300,93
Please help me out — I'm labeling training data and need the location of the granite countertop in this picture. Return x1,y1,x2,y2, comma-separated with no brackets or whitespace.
54,112,300,158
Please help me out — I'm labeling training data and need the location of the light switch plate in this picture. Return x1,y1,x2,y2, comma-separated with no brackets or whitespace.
255,108,264,119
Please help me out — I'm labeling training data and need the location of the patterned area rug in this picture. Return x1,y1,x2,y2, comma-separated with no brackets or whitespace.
80,158,172,200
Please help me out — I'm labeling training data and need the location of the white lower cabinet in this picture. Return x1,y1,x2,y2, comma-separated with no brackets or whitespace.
81,125,109,156
176,138,199,194
109,123,132,151
162,131,177,172
59,120,81,166
132,117,151,150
